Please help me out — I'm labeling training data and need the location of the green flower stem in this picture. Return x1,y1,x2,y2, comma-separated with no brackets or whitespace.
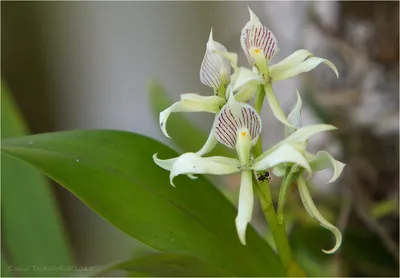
252,83,293,271
252,85,266,158
277,166,300,225
253,178,293,271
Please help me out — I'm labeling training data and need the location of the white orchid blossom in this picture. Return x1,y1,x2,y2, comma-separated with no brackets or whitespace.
154,92,312,245
236,7,339,128
159,30,261,155
240,7,339,82
271,91,346,254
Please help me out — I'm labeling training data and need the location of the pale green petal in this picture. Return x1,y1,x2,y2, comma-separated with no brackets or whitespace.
284,90,303,138
284,124,337,145
200,29,231,89
196,128,218,157
272,164,287,177
160,94,225,138
252,144,311,176
232,67,263,102
169,153,239,187
255,124,337,162
269,49,312,79
297,175,342,254
153,154,197,179
235,170,254,245
309,151,346,183
214,49,238,70
265,85,296,128
153,153,176,171
271,57,339,81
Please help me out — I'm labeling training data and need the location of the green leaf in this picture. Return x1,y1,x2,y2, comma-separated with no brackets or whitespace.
87,253,233,277
1,130,284,276
1,81,74,277
2,254,12,277
149,81,234,157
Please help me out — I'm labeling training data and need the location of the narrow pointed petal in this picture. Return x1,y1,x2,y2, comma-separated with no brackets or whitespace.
200,29,231,89
231,67,263,102
297,175,342,254
255,124,337,162
240,8,279,64
196,128,218,157
169,153,239,186
265,85,295,128
284,90,302,138
213,94,262,149
309,151,346,183
271,57,339,81
252,144,311,175
153,154,197,180
153,153,176,171
269,49,312,78
235,171,254,245
284,124,337,145
160,94,225,138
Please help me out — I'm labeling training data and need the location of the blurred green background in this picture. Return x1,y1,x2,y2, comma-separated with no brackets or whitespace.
1,1,399,277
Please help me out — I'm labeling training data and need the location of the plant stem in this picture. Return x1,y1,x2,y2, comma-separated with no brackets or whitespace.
252,84,293,271
277,166,300,225
252,85,265,157
254,178,293,270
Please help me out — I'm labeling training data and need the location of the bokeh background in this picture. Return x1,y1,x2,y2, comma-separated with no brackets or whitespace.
2,1,399,277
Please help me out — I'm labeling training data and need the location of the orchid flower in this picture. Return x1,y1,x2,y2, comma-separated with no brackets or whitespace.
222,7,339,128
268,91,346,254
154,92,312,245
159,30,261,159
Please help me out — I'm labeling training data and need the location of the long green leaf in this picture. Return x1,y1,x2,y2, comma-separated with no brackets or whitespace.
1,81,73,277
1,130,284,276
86,253,233,277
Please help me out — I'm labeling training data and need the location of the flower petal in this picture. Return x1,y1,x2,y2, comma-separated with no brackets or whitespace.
160,94,225,138
297,175,342,254
196,128,218,157
265,84,295,128
269,49,312,78
240,7,279,64
255,124,337,163
284,124,337,145
232,67,263,102
235,170,254,245
284,90,302,138
200,29,231,89
252,144,311,176
153,153,197,180
213,94,262,149
169,153,239,187
272,164,287,177
309,151,346,183
271,56,339,81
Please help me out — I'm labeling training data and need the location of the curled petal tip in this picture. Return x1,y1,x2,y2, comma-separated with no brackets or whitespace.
169,177,177,188
235,218,247,245
208,28,213,42
321,230,342,254
247,6,257,21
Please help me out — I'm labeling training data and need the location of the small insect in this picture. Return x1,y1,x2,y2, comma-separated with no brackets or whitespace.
257,171,270,182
